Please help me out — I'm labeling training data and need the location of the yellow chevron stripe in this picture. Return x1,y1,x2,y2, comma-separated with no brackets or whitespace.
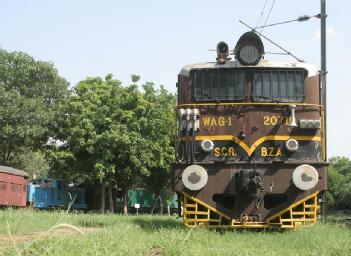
192,135,321,156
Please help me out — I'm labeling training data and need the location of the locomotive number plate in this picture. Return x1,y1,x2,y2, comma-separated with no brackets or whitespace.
202,116,232,127
263,115,291,126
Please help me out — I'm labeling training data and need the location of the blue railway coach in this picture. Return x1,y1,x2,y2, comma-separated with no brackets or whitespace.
27,178,87,210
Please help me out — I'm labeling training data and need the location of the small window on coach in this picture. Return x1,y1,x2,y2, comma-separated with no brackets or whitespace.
192,69,245,101
0,181,7,190
252,69,306,102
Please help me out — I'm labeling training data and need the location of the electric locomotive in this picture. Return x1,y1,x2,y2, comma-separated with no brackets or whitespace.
172,32,327,229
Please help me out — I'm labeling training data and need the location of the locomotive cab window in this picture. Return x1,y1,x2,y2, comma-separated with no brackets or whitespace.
192,68,306,102
192,69,245,101
253,69,306,102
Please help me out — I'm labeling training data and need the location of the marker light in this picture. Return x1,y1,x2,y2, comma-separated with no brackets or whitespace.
234,31,264,66
185,108,192,118
191,108,200,117
178,108,185,118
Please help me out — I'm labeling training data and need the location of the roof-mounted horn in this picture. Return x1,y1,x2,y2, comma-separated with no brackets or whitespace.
216,41,230,64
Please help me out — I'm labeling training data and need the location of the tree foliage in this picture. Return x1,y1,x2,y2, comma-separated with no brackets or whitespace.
0,49,68,165
328,156,351,210
18,150,49,179
53,74,176,212
139,82,176,212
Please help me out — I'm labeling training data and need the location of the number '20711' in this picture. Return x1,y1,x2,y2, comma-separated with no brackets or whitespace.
263,115,291,126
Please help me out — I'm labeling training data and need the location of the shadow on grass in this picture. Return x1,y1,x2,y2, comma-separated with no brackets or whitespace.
212,227,287,235
77,220,109,228
321,216,351,227
132,216,291,234
76,218,122,228
132,217,183,231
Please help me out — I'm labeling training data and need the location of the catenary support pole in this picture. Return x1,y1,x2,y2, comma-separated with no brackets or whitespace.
320,0,327,218
321,0,327,153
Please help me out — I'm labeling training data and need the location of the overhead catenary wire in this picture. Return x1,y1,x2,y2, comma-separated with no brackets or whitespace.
239,19,304,62
261,0,276,33
265,52,289,55
255,14,319,30
255,0,268,28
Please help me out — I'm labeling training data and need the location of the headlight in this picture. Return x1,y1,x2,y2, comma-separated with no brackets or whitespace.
234,31,264,66
292,164,319,190
285,139,299,152
182,165,208,191
200,140,214,152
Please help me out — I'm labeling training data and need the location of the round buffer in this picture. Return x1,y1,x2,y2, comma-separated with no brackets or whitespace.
292,164,319,190
182,165,208,191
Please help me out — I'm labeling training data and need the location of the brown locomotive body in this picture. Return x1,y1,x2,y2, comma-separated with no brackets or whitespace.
172,34,327,229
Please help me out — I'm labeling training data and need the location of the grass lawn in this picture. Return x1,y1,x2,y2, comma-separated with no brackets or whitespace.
0,208,350,256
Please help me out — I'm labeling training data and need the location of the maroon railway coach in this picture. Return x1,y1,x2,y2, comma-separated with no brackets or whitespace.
0,166,29,207
172,32,327,229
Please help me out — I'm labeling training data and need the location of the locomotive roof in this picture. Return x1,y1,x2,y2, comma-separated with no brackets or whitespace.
0,165,29,177
179,60,319,78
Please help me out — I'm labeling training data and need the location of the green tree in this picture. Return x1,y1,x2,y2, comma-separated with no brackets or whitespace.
55,76,123,212
54,75,176,214
45,144,77,181
329,156,351,175
18,150,49,179
327,165,343,209
0,49,68,165
110,80,176,214
139,83,176,214
338,176,351,209
328,156,351,210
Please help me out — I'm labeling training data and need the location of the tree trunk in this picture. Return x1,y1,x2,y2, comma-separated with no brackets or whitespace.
159,195,164,215
5,149,11,162
2,149,6,164
122,188,128,215
150,192,159,214
108,181,114,214
5,145,12,163
92,185,99,210
177,194,182,217
320,191,327,218
100,181,105,213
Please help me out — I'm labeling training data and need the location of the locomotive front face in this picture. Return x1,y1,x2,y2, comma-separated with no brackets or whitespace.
172,33,327,229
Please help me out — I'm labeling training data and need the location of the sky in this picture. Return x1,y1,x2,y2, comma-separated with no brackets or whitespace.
0,0,349,158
